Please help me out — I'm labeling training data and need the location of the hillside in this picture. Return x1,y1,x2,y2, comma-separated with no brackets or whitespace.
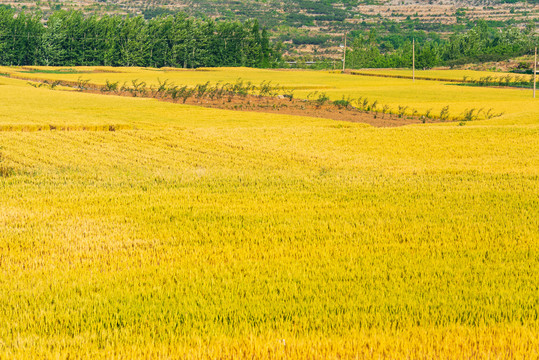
4,0,537,27
4,0,538,26
3,0,537,63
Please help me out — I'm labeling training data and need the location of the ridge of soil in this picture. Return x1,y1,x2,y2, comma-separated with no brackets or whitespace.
7,74,441,127
82,89,439,127
167,95,428,127
84,89,435,127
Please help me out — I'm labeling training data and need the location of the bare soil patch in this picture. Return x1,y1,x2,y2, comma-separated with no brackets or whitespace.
7,74,436,127
177,96,426,127
86,89,431,127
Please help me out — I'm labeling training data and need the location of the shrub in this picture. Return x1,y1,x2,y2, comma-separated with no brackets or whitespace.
103,80,119,93
439,106,450,121
76,77,90,91
333,96,352,109
397,105,408,118
315,92,330,107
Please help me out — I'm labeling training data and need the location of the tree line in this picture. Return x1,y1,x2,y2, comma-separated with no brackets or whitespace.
0,8,282,68
1,7,536,70
347,21,537,69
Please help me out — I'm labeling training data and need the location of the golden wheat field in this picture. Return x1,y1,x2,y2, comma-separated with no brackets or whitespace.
351,68,534,82
1,66,537,123
0,68,538,358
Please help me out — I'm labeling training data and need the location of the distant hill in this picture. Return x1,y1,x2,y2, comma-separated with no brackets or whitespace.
2,0,537,64
5,0,537,29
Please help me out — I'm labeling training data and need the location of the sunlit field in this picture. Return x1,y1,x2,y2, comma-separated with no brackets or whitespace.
0,70,538,358
352,68,534,81
1,66,537,124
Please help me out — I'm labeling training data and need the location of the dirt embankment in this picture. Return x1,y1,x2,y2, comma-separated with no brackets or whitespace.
91,90,433,127
10,74,435,127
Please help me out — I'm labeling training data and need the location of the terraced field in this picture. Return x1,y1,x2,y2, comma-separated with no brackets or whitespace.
2,66,537,123
352,68,534,82
0,69,538,358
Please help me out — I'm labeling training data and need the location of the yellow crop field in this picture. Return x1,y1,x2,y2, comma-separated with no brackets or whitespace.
0,70,538,358
351,68,533,82
0,76,327,131
2,65,537,124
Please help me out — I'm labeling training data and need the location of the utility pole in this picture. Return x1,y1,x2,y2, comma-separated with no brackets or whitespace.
412,38,415,82
534,46,537,99
342,32,347,73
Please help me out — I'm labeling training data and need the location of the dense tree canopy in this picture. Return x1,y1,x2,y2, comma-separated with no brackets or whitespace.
0,8,536,69
0,9,282,68
347,21,537,69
